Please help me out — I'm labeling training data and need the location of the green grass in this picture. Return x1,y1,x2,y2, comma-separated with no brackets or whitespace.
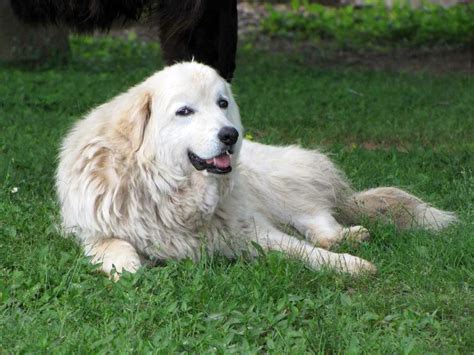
1,37,473,353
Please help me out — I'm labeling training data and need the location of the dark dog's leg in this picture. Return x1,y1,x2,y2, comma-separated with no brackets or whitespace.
157,0,237,82
215,0,238,82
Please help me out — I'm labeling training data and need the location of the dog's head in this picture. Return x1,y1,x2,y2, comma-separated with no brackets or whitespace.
112,62,243,177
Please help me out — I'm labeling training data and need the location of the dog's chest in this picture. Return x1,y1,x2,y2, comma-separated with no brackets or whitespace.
170,174,222,224
129,172,242,260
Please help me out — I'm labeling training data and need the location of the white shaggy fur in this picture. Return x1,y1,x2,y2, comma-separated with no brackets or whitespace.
56,62,457,278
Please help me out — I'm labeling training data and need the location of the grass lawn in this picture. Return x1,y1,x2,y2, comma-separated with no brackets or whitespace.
0,37,473,353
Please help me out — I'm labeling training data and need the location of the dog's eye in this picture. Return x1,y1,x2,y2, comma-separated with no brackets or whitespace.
176,106,194,116
218,99,228,109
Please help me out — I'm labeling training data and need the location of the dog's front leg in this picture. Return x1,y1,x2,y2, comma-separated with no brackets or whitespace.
84,238,142,281
251,223,376,275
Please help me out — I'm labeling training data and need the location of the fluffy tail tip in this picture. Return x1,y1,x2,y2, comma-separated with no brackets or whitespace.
415,205,458,232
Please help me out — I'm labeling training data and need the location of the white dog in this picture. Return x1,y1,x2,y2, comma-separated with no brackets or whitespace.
56,62,457,279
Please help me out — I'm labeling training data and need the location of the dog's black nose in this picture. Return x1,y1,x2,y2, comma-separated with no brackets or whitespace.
218,126,239,146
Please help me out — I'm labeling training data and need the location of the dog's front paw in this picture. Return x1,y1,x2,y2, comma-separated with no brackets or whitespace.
105,254,142,281
86,239,142,281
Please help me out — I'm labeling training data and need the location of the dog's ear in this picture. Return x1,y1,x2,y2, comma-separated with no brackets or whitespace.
115,89,152,153
225,83,242,131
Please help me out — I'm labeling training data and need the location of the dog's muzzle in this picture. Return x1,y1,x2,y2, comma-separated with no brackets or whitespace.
188,148,234,174
189,127,238,174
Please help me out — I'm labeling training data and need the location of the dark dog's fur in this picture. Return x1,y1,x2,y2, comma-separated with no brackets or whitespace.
10,0,237,81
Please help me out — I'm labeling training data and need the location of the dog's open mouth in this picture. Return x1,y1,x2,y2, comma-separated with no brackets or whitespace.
188,150,233,174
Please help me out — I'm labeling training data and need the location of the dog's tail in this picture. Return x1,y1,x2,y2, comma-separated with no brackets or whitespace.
338,187,457,232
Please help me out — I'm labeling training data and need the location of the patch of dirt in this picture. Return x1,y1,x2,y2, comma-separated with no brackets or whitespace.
251,37,473,75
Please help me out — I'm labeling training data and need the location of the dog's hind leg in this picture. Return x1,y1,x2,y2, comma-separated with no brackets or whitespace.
85,238,142,281
251,223,376,275
292,211,370,249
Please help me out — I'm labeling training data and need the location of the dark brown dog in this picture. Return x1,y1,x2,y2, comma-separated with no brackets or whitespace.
10,0,237,81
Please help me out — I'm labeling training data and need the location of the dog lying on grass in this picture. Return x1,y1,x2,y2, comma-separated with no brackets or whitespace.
56,62,457,279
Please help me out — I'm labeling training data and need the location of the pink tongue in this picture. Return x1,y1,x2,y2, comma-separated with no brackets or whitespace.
207,154,231,169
